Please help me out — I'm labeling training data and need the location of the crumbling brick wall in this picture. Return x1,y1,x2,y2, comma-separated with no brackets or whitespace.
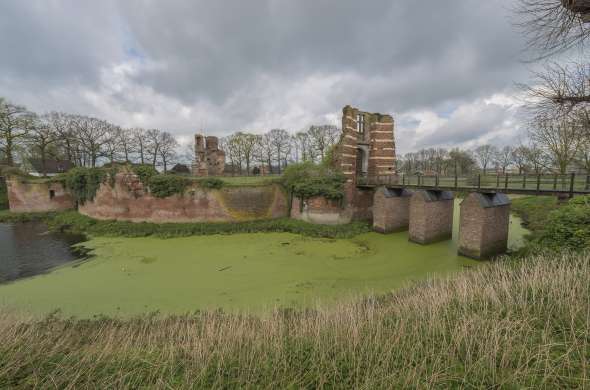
332,105,397,221
6,179,74,212
334,105,396,182
192,134,226,176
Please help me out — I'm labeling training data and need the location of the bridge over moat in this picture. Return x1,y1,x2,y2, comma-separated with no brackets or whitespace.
332,106,590,260
358,174,590,260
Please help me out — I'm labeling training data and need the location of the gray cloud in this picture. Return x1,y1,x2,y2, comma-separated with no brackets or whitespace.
0,0,531,152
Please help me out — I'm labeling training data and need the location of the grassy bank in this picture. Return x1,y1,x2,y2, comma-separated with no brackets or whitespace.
0,210,371,239
511,196,559,234
512,195,590,251
1,250,588,388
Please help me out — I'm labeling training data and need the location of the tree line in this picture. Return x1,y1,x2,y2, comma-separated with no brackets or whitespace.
0,98,181,175
399,140,589,177
220,125,340,175
0,98,341,177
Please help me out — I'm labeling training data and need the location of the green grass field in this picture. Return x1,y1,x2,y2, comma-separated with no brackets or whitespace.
215,175,280,186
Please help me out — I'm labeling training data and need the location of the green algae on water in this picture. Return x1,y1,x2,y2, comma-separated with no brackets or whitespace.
0,202,529,318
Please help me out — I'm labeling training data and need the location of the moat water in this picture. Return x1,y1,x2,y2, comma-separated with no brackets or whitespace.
0,222,86,283
0,202,529,317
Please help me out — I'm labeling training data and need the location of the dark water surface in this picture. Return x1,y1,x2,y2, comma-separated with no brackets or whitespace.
0,222,86,283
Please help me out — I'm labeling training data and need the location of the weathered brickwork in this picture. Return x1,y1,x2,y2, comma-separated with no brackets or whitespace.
6,179,74,212
76,171,288,223
334,105,397,182
409,190,454,244
373,187,413,233
192,134,225,176
290,196,350,225
458,193,511,259
331,105,397,223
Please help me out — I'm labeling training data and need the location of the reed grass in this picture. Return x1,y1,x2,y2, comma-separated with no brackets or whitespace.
1,250,588,388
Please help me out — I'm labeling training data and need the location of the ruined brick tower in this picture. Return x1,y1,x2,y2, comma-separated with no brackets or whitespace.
192,134,226,176
334,105,396,183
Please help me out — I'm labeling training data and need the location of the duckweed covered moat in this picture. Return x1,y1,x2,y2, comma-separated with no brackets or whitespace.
0,204,529,317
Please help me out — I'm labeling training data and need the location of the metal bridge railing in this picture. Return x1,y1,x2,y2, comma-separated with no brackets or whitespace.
357,173,590,196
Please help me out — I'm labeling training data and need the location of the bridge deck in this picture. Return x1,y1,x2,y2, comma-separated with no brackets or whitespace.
357,174,590,196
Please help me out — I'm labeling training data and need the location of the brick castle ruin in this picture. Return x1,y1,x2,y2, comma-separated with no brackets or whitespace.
333,105,397,182
6,104,518,259
192,134,226,176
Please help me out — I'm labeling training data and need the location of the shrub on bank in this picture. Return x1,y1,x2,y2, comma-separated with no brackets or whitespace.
148,175,191,198
538,195,590,251
282,162,346,200
44,211,371,239
131,164,158,187
0,210,370,239
0,250,587,388
197,177,224,190
60,167,106,205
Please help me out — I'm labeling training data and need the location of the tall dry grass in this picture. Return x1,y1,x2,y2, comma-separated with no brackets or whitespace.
0,251,588,388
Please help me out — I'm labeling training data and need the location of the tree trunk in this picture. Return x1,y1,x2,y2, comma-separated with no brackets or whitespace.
5,138,14,166
41,147,47,177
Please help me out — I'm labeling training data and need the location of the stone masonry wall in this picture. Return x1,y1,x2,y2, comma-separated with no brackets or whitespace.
79,172,288,223
290,195,351,225
6,179,75,212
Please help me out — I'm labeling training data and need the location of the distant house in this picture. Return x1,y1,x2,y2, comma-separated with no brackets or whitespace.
28,159,74,177
170,163,191,174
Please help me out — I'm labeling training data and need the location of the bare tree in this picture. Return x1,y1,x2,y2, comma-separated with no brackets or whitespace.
293,131,315,162
72,116,111,167
307,125,339,162
257,133,275,172
524,142,551,174
234,132,258,175
145,129,162,168
497,146,514,174
511,145,530,174
0,98,36,166
158,132,179,173
103,125,124,164
520,62,590,125
119,128,136,163
221,135,243,175
132,128,150,165
514,0,590,59
28,115,59,176
576,135,590,172
530,117,584,173
269,129,291,173
46,112,78,164
473,144,499,175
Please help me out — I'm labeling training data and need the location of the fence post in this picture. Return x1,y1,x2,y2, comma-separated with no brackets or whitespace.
454,174,458,189
435,174,439,188
553,174,558,190
504,174,509,190
496,174,500,189
569,172,575,198
585,175,590,191
402,174,405,186
522,173,527,189
536,174,541,193
417,174,421,186
477,174,481,190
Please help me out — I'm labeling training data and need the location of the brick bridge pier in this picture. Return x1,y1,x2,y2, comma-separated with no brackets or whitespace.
373,187,511,259
333,105,588,260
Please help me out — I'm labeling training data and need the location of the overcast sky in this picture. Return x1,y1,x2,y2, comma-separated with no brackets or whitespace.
0,0,533,154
